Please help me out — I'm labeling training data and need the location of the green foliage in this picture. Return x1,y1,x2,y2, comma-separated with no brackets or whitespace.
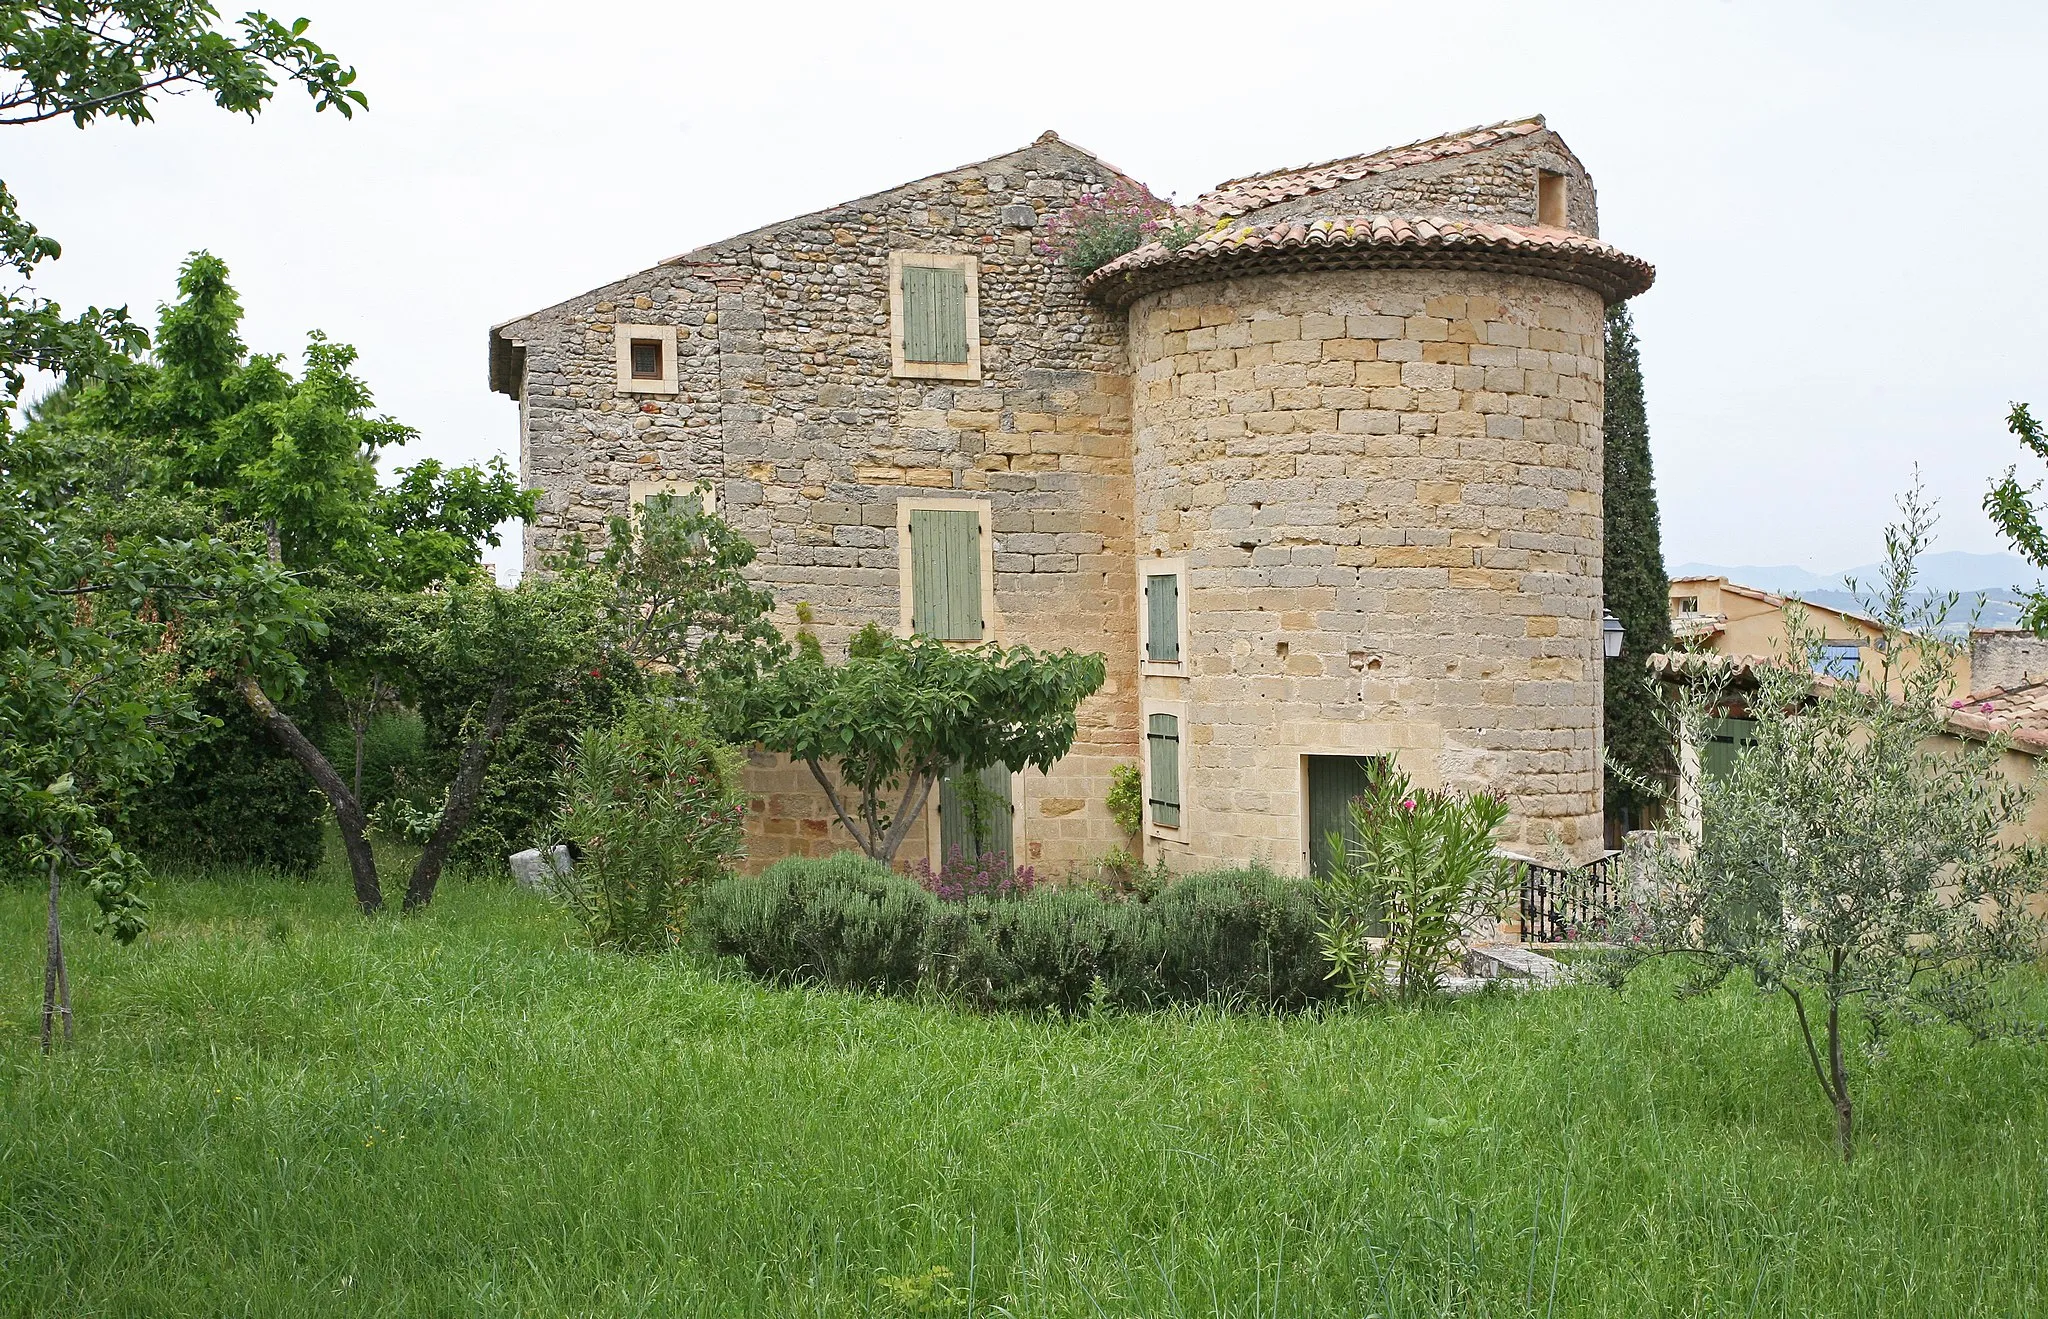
1314,764,1512,1002
698,854,1333,1013
555,494,784,735
125,683,324,873
0,4,362,413
59,252,532,591
748,625,1107,862
1033,183,1203,277
1601,303,1673,822
1618,484,2046,1161
1985,401,2048,631
7,876,2048,1315
548,699,746,953
1105,762,1142,837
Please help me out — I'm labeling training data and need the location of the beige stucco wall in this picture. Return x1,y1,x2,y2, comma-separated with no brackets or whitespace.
1670,579,1971,702
1127,267,1609,866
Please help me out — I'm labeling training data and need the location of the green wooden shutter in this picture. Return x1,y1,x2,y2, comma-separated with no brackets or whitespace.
1306,755,1377,883
909,508,982,640
1145,573,1180,663
643,489,703,524
939,762,1013,863
902,263,968,364
1146,713,1181,828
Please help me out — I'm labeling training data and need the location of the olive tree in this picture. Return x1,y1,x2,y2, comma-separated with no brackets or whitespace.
748,624,1107,863
1614,486,2045,1161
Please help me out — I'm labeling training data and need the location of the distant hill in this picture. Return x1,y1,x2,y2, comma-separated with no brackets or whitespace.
1670,551,2042,597
1668,553,2040,636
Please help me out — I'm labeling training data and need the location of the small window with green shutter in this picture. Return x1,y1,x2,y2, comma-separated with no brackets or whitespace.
908,506,984,640
890,253,979,381
1146,711,1182,830
1144,572,1180,663
901,264,968,365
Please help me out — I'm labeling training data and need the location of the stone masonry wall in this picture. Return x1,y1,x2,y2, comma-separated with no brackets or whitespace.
502,138,1141,873
1236,131,1599,236
1129,267,1608,866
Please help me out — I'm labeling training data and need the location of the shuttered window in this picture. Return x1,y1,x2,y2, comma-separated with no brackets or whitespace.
908,507,982,639
939,761,1013,862
901,263,969,364
1145,572,1180,663
1146,712,1181,829
642,489,702,524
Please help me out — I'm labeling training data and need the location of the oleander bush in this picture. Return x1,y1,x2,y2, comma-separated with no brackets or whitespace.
697,852,1334,1013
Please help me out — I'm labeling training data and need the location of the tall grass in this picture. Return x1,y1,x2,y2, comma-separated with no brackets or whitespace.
2,868,2044,1316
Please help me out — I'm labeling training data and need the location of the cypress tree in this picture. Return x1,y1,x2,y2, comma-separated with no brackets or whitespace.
1602,302,1673,833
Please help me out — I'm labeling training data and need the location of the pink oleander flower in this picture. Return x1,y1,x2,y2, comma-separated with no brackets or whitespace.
1951,699,1966,708
1981,702,1996,714
1401,798,1416,813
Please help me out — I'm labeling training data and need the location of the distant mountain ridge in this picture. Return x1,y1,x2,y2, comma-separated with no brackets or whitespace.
1670,551,2042,597
1669,552,2041,634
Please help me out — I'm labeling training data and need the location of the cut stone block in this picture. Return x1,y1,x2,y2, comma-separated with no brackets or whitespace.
508,845,573,894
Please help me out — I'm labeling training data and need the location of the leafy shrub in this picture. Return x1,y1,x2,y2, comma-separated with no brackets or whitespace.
122,685,324,874
1106,763,1143,837
1035,184,1203,277
910,846,1040,902
318,709,430,817
547,699,745,952
423,658,642,866
1313,764,1510,1001
698,854,1336,1013
696,851,934,992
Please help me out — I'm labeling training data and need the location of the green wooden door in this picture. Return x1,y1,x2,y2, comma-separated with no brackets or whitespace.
1701,717,1756,782
938,762,1013,862
908,508,983,640
902,264,968,364
1306,755,1378,882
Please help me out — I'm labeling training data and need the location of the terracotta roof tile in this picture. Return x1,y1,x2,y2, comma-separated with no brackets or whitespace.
1198,116,1549,218
1079,213,1654,308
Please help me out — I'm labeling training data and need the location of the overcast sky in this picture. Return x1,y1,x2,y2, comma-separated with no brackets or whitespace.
12,0,2046,579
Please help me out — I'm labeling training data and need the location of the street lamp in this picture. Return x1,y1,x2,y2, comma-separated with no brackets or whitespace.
1602,610,1625,659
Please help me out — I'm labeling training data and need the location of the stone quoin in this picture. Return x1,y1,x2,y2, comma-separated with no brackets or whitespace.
489,115,1655,873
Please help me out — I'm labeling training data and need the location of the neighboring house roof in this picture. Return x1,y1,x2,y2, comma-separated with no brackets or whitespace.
1080,213,1654,309
1648,652,2048,755
1668,576,1883,634
1196,116,1552,218
1961,677,2048,726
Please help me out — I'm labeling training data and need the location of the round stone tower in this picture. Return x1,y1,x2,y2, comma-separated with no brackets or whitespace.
1085,208,1654,867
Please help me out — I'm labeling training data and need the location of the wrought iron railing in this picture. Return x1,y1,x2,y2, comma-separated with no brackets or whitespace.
1510,851,1621,943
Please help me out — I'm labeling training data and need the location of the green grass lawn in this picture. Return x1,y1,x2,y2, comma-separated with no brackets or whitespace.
4,867,2045,1317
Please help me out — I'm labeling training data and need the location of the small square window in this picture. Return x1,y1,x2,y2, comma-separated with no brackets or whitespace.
1537,169,1568,228
1815,643,1861,680
614,323,677,394
1676,596,1699,614
630,338,662,380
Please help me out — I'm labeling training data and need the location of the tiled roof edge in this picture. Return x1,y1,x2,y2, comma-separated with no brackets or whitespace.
1079,215,1654,309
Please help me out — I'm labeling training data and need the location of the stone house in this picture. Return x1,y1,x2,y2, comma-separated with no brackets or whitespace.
488,115,1654,875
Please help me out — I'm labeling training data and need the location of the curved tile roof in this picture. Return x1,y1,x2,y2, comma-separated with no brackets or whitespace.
1198,116,1550,218
1079,214,1655,309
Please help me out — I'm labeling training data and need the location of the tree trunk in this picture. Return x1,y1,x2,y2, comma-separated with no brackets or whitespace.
1829,999,1854,1164
875,774,937,864
403,681,514,912
351,674,382,804
239,674,382,913
42,846,71,1054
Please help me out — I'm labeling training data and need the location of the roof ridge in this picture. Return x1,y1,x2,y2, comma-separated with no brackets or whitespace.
1210,113,1546,191
1197,115,1553,217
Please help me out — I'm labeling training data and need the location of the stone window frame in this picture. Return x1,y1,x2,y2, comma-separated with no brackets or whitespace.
888,251,982,382
1141,697,1187,838
895,496,998,642
614,323,678,395
1138,557,1189,678
627,478,717,548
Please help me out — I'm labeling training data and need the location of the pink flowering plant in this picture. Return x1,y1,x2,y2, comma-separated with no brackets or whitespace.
911,846,1041,903
1312,764,1511,1002
1036,183,1206,277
